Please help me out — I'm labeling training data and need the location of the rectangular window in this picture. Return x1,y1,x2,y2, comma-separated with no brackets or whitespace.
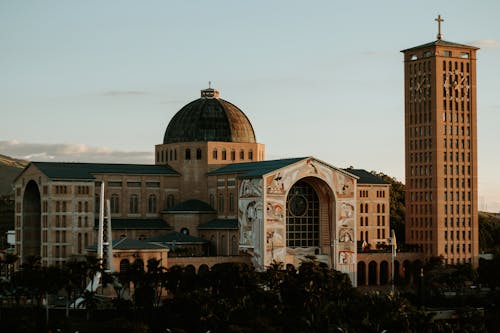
127,182,141,188
108,181,122,187
443,50,452,57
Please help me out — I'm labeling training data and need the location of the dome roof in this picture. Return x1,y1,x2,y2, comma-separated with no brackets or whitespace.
163,88,256,144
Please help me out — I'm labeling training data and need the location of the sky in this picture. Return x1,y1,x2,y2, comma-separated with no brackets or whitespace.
1,1,500,212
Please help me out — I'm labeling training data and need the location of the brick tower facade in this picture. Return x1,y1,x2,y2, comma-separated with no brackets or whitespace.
402,16,479,265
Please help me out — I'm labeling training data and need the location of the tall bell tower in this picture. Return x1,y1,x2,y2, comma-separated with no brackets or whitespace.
401,16,479,265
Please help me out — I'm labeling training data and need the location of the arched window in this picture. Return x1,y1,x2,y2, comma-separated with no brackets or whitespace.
169,149,173,161
365,217,369,226
110,194,119,214
78,202,82,212
286,180,319,248
360,216,363,226
84,233,88,247
174,149,177,160
56,201,60,212
209,193,215,208
360,231,363,241
230,149,235,160
239,149,245,160
196,148,202,160
185,148,191,160
222,149,227,160
84,202,89,212
78,233,82,253
365,203,368,213
129,194,139,214
360,203,364,213
229,192,235,213
218,193,225,213
248,150,253,160
148,194,157,214
62,201,67,212
382,204,385,213
220,235,227,255
166,194,175,208
377,204,380,213
212,149,218,160
120,259,130,272
365,231,368,241
231,235,238,255
210,235,217,256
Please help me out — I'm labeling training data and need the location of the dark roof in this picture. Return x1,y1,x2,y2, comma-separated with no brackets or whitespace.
401,39,479,52
106,219,172,230
164,96,256,144
30,162,178,180
86,238,169,251
208,157,306,178
147,232,208,244
164,199,215,213
198,219,238,230
343,169,390,185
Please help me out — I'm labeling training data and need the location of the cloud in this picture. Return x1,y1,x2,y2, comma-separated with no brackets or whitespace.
469,39,500,49
0,141,153,164
100,90,148,97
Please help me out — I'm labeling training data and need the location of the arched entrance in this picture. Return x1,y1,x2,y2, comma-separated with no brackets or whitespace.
22,180,41,260
285,177,336,266
380,261,389,285
368,261,377,285
394,260,401,284
357,261,366,286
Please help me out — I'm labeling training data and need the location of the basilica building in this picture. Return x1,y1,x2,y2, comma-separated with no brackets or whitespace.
14,86,392,284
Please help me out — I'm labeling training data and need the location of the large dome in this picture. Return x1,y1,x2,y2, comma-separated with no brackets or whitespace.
163,88,256,144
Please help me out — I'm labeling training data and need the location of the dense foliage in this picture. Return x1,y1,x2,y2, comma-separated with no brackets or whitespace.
0,256,493,333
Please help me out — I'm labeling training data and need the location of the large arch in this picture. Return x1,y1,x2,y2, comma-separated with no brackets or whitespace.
357,261,366,286
22,180,41,260
368,261,378,285
285,176,336,264
380,260,389,285
394,260,401,284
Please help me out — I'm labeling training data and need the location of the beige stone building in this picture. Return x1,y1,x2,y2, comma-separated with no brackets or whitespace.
14,87,367,283
402,17,479,265
346,169,391,250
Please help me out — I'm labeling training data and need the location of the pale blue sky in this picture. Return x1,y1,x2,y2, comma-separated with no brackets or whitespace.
1,1,500,211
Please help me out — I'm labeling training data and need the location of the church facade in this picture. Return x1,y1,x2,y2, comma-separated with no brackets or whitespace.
14,86,393,284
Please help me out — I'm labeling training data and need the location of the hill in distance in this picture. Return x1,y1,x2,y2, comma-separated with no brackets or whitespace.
0,154,28,196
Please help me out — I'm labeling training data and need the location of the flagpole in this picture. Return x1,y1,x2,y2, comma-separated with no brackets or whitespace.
391,229,396,295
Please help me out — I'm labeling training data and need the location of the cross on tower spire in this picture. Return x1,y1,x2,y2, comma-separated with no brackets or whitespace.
435,14,444,40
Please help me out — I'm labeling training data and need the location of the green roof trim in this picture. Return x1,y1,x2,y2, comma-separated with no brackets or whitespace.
343,169,390,185
103,218,172,230
401,39,478,52
198,219,238,230
147,232,208,244
31,161,179,180
164,199,215,213
208,157,306,178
